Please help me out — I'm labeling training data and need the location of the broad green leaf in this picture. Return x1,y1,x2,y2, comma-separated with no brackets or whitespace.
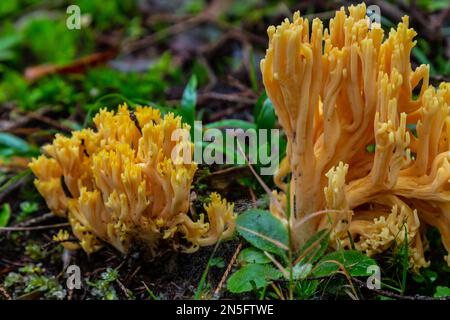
227,264,282,293
237,247,271,265
0,203,11,227
434,286,450,298
296,229,330,265
236,209,289,261
313,250,377,277
180,74,197,133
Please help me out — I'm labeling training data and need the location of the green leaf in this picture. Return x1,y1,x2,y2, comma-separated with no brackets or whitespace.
236,209,289,261
0,34,21,51
237,247,271,265
180,74,197,133
0,34,21,62
256,98,276,130
253,92,267,119
296,229,330,265
313,250,377,277
423,269,438,283
434,286,450,298
0,132,33,154
210,257,225,268
366,143,376,153
295,279,319,299
0,203,11,227
227,264,282,293
20,201,38,214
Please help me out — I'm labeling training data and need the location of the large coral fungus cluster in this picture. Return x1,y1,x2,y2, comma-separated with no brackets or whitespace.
29,105,236,255
261,3,450,270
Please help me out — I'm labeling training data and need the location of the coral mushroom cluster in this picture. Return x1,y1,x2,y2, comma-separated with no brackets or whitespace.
261,3,450,270
29,105,236,254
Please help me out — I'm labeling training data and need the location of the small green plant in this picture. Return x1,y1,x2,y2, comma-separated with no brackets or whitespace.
87,268,120,300
25,242,47,261
209,257,225,269
434,286,450,298
17,201,39,221
3,264,66,299
227,209,378,299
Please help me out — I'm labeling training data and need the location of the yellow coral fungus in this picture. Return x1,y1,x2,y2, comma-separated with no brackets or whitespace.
29,104,236,255
261,3,450,270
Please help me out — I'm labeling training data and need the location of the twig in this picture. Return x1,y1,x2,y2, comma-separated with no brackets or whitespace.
213,242,242,299
116,279,132,299
0,222,69,232
11,212,54,228
124,266,141,285
197,92,257,105
352,277,439,300
0,285,11,300
24,50,117,82
27,112,73,133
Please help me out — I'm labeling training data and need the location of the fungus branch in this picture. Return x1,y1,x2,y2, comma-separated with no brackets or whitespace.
261,3,450,271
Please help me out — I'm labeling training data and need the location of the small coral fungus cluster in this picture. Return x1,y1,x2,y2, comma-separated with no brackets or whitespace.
29,105,235,254
261,3,450,270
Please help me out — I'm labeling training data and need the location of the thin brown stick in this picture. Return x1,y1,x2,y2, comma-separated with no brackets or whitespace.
0,285,11,300
0,222,69,232
11,212,54,228
213,242,242,298
116,279,132,299
351,277,440,300
197,92,257,105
